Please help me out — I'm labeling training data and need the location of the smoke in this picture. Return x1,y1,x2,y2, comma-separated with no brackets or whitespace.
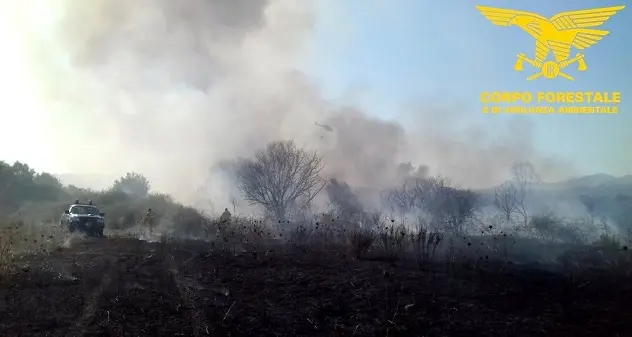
2,0,573,211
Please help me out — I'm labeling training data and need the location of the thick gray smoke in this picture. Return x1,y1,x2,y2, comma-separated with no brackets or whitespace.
6,0,573,211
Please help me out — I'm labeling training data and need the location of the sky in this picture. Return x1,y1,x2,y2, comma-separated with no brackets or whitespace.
0,0,629,206
307,0,632,176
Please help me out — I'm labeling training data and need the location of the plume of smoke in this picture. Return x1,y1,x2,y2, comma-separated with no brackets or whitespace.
5,0,574,212
326,178,362,214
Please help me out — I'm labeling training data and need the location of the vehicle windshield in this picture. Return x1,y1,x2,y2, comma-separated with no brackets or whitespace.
69,205,100,215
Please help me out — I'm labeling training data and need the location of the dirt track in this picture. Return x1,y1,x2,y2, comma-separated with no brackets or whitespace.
1,237,631,336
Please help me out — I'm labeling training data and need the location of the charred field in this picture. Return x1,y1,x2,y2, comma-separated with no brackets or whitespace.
1,237,631,337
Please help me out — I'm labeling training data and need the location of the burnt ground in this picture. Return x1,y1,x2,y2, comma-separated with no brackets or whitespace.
1,238,631,337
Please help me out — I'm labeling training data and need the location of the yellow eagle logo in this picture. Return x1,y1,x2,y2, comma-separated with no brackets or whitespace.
476,5,625,80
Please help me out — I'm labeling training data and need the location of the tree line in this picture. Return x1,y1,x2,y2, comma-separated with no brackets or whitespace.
2,140,630,239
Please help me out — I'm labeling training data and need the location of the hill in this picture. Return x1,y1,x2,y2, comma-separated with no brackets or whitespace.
539,174,632,194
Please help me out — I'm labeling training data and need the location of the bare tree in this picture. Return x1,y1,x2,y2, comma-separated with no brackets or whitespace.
383,176,479,234
422,177,479,234
415,176,450,227
511,161,538,226
236,140,326,221
492,162,538,227
383,181,416,215
442,188,480,234
493,182,517,222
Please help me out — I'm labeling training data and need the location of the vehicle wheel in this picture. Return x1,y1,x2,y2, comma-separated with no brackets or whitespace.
68,223,76,233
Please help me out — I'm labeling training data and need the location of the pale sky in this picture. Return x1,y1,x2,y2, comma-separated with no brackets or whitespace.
0,0,629,198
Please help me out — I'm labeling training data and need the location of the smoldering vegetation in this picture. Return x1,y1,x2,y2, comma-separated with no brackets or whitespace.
213,142,632,275
1,0,629,278
2,145,631,281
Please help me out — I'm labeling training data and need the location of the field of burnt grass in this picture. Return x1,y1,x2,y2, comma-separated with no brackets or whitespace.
1,220,632,337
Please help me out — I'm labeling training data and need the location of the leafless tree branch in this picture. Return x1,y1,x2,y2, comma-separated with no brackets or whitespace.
236,140,325,221
382,176,479,234
493,161,538,226
511,161,538,226
493,182,517,222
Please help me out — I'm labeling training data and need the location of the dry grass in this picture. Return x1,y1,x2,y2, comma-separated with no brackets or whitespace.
347,227,374,258
3,207,632,284
0,230,12,279
410,227,443,270
0,219,80,283
374,220,407,259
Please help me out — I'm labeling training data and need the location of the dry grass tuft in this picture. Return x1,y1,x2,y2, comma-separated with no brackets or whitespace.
374,221,407,259
347,228,374,258
0,219,76,282
410,227,443,270
0,230,13,280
